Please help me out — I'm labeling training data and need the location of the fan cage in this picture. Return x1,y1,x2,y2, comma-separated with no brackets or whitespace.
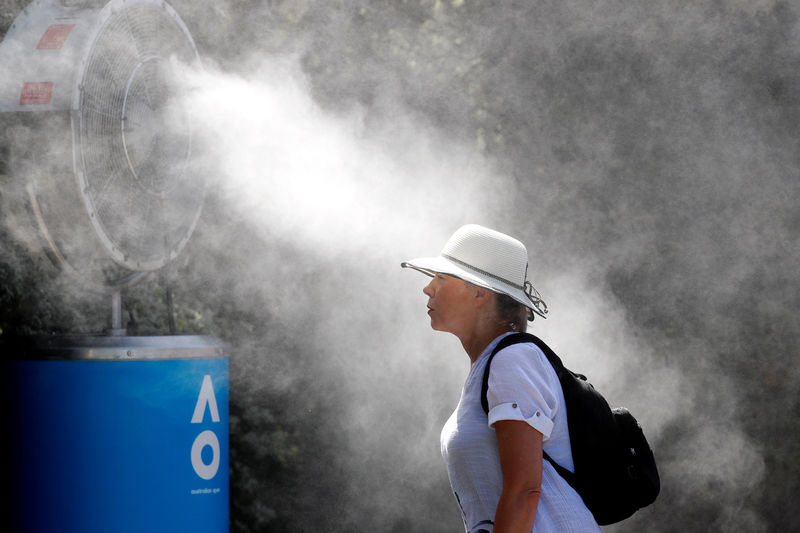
75,0,202,272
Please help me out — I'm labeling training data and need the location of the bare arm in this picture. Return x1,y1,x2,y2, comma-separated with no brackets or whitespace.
493,419,544,533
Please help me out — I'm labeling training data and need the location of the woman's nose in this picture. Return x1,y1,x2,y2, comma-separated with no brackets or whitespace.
423,280,434,297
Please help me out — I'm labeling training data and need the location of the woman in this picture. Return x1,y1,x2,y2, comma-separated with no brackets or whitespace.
402,224,600,533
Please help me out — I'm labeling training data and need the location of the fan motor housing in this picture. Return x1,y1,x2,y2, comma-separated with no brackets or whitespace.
0,0,203,289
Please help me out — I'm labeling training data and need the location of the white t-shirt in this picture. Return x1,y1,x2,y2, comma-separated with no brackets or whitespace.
440,333,601,533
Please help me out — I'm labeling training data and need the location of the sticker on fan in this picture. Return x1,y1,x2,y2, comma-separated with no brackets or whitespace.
36,24,75,50
20,82,54,105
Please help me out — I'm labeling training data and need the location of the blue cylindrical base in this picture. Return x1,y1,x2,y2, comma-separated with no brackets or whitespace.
3,335,229,533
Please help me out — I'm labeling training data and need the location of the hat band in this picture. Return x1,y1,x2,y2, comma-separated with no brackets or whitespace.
442,253,524,291
441,253,549,319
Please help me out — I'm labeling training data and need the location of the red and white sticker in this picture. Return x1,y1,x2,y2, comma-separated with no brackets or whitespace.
20,82,54,105
36,24,75,50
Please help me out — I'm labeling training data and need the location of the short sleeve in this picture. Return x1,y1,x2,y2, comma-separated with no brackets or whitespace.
486,342,562,440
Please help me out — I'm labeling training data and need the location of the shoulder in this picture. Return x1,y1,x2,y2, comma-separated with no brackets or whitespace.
490,340,553,379
487,340,561,399
485,339,563,436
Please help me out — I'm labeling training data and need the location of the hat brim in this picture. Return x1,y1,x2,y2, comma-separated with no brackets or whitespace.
401,255,536,314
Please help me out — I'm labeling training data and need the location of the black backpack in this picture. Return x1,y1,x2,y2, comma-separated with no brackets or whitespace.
480,332,660,526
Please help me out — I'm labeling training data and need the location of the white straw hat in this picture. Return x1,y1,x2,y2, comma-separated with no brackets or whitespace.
401,224,548,320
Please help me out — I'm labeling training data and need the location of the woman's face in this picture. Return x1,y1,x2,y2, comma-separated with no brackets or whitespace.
422,273,480,336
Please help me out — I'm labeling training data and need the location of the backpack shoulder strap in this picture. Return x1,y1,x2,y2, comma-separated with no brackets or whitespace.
480,332,577,484
480,332,534,414
480,332,563,414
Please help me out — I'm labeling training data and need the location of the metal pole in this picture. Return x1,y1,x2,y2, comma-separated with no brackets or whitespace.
109,290,126,336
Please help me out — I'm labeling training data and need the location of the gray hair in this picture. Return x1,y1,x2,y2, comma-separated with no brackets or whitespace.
494,292,530,332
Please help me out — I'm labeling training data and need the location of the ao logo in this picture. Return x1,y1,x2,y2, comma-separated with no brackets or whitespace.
191,375,221,480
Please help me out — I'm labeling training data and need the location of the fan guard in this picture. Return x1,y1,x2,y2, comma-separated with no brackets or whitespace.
0,0,203,291
75,0,202,273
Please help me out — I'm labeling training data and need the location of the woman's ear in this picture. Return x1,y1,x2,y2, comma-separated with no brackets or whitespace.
473,285,493,306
